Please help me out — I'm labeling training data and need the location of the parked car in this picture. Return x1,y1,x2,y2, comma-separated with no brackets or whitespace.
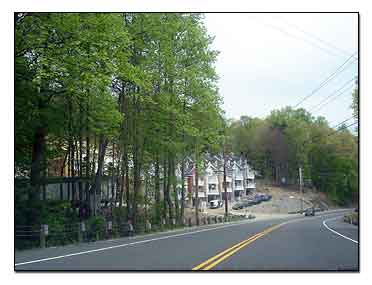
242,199,255,207
209,200,223,209
261,194,272,201
304,208,315,216
232,202,244,210
252,195,264,205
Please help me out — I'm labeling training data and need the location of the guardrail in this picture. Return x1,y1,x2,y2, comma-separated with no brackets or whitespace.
15,214,246,250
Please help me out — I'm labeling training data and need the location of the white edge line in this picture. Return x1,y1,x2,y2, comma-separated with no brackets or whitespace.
14,219,258,267
323,216,359,244
15,209,350,267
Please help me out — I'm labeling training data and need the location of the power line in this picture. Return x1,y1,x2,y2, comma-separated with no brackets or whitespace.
256,19,345,58
331,115,357,130
273,15,358,60
312,86,354,114
293,53,357,108
309,79,355,113
309,77,355,111
320,121,358,140
302,120,357,148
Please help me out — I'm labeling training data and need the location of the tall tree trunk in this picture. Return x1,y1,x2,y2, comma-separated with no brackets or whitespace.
195,152,199,226
180,153,185,223
163,160,168,221
90,136,109,216
71,139,76,201
166,155,173,222
78,108,83,201
67,142,71,200
125,150,130,220
115,148,121,206
132,129,140,228
60,145,69,200
180,94,186,223
42,156,47,200
154,155,161,224
132,92,144,229
111,143,115,201
68,99,75,200
119,150,125,208
172,159,179,223
85,99,90,202
91,136,97,176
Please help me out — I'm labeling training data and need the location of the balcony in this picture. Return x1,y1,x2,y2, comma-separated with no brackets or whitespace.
207,176,218,185
246,182,256,189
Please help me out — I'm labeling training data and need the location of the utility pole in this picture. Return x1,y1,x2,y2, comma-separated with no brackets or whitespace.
299,166,303,212
223,144,228,219
195,147,199,226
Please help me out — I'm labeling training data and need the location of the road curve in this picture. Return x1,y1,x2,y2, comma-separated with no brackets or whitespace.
15,209,358,271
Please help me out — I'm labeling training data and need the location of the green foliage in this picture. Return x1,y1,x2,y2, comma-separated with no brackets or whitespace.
86,215,106,241
15,200,80,249
228,106,358,205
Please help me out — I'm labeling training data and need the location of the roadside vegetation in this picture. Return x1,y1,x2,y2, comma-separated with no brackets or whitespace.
15,13,358,250
227,105,358,205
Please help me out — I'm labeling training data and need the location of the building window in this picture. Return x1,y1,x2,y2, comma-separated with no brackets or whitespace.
235,180,242,187
222,182,231,188
209,184,216,191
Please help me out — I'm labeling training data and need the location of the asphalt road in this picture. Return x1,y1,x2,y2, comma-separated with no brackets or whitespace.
15,209,358,271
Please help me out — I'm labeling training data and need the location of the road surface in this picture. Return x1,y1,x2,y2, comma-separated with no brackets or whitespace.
15,209,358,271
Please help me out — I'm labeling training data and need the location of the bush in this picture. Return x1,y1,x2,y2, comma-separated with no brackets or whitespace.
86,215,106,241
15,200,80,249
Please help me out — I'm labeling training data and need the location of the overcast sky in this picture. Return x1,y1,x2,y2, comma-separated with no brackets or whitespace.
203,13,358,127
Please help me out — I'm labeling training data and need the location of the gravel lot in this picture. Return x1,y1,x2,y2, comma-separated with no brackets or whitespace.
200,186,337,218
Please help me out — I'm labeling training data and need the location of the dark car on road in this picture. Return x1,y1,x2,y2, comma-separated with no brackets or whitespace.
261,194,272,201
304,208,315,216
254,194,272,203
243,199,255,207
252,196,262,205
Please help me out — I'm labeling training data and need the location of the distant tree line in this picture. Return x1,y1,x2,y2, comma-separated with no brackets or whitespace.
227,104,358,205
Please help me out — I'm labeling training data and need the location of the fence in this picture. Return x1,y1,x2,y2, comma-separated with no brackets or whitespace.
15,214,245,250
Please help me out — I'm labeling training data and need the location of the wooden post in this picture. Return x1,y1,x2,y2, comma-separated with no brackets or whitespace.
78,222,84,243
40,224,48,248
107,220,113,238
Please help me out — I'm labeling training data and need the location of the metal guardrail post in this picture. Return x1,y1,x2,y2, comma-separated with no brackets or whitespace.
146,220,152,232
40,224,48,248
78,222,85,242
107,220,113,238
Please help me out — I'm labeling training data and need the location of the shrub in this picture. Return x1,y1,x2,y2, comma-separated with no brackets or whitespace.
86,215,106,241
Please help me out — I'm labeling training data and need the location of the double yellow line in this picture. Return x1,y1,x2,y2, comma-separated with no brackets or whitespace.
192,224,282,270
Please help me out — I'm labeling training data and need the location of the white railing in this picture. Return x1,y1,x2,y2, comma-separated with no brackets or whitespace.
246,182,256,189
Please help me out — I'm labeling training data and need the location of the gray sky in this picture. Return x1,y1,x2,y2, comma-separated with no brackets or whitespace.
203,13,358,127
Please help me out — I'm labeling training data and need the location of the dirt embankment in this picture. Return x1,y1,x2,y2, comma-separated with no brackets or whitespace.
199,185,339,217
